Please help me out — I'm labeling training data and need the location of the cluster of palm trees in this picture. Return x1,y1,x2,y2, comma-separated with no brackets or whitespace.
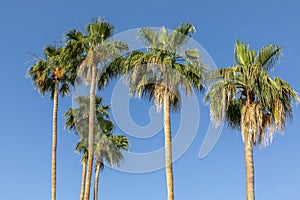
27,18,298,200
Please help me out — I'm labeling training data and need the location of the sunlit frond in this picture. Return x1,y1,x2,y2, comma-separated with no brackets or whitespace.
234,40,256,66
255,44,281,71
138,27,157,45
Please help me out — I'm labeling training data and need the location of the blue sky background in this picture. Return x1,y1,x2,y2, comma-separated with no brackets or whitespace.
1,0,300,199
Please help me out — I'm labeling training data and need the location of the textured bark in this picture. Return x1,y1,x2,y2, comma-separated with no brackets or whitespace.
84,64,97,200
93,161,101,200
243,96,255,200
164,94,174,200
244,142,255,200
80,160,87,200
51,80,59,200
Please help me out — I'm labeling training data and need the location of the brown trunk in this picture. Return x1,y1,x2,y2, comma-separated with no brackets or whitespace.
93,160,101,200
243,94,255,200
164,94,174,200
84,64,97,200
244,141,255,200
51,80,59,200
80,160,87,200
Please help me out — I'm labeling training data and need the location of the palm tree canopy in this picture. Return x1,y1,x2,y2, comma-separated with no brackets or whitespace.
124,22,206,111
205,40,299,146
64,19,129,89
28,45,81,99
64,96,113,138
94,132,128,167
64,95,129,167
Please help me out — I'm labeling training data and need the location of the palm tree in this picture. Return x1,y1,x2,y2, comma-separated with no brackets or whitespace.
28,45,78,200
205,40,299,200
123,23,206,200
65,19,128,200
64,96,129,200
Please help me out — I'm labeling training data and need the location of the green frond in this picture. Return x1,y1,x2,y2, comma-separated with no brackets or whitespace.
185,49,200,60
64,108,76,131
234,40,256,66
175,22,196,36
226,98,243,129
255,44,281,71
64,29,84,42
159,27,168,47
205,80,236,125
85,19,115,47
59,83,70,97
138,27,157,45
93,132,128,167
170,22,196,48
110,135,129,151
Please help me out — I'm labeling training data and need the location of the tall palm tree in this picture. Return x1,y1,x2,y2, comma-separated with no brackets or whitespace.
65,19,128,200
205,40,299,200
28,45,78,200
123,23,206,200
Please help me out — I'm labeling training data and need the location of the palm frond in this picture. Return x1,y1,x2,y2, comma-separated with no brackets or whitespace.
234,40,256,66
138,27,157,45
255,44,281,71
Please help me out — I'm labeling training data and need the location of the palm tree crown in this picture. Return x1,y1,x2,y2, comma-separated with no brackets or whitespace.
124,22,206,111
206,40,299,146
28,45,76,98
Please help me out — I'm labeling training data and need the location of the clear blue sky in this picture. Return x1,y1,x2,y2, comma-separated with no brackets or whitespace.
1,0,300,199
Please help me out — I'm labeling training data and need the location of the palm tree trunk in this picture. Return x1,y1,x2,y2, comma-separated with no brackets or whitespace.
51,80,59,200
243,97,255,200
93,160,101,200
84,64,97,200
80,160,87,200
244,142,255,200
163,94,174,200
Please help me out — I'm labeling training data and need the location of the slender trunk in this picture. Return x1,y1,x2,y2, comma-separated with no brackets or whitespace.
244,141,255,200
84,64,97,200
51,80,59,200
80,160,87,200
243,94,255,200
93,160,101,200
163,94,174,200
